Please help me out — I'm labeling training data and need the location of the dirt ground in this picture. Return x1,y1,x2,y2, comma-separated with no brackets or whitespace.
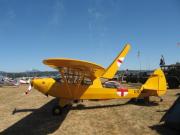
0,85,180,135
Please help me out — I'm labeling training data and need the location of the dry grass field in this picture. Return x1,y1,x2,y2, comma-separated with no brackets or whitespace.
0,85,180,135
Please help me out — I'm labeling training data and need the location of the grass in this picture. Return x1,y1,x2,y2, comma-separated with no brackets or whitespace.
0,85,179,135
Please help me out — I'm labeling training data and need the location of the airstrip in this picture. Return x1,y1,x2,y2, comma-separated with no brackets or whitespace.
0,85,179,135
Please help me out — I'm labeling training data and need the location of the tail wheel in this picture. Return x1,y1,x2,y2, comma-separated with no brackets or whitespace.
130,97,150,104
160,98,163,102
144,97,150,103
52,105,62,115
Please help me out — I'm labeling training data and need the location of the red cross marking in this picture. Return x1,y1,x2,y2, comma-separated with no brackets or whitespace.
117,88,128,96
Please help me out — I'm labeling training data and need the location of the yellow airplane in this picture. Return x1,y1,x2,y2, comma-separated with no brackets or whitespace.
26,44,167,115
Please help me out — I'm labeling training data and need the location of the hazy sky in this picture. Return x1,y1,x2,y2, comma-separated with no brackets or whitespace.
0,0,180,72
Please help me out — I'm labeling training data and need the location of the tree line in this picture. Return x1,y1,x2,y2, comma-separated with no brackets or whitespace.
0,71,59,79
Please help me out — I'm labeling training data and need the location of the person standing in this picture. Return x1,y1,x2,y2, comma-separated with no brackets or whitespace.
160,55,165,66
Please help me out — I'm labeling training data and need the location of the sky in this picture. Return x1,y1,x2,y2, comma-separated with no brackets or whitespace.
0,0,180,72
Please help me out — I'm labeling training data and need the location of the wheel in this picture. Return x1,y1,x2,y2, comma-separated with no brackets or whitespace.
144,97,150,103
52,105,62,115
160,98,163,102
131,97,150,104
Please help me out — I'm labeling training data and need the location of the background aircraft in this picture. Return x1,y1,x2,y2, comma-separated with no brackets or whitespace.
0,75,19,86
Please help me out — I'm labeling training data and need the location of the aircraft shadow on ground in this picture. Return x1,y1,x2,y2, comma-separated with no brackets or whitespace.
1,99,70,135
1,100,129,135
1,99,161,135
126,99,159,106
72,102,128,110
72,99,160,111
150,124,180,135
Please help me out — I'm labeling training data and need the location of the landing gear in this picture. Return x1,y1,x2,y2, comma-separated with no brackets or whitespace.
130,97,150,104
144,97,150,104
159,97,163,102
52,99,72,115
52,105,63,115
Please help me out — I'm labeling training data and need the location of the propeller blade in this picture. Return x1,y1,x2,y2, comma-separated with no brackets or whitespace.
28,84,32,91
24,80,32,95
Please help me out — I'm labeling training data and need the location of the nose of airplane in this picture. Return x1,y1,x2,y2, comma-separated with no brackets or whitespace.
32,78,55,94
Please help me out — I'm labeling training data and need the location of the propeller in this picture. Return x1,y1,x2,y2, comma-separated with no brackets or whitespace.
24,79,32,95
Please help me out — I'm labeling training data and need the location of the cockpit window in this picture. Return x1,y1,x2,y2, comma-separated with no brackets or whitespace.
103,81,122,88
53,73,92,85
53,68,93,85
82,77,92,85
53,74,64,83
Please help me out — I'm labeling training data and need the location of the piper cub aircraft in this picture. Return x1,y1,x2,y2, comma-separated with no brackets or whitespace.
26,44,167,115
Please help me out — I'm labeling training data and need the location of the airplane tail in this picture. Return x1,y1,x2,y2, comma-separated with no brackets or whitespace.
140,68,167,97
102,44,131,79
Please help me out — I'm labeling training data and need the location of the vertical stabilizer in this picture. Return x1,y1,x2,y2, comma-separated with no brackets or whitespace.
140,68,167,96
102,44,131,79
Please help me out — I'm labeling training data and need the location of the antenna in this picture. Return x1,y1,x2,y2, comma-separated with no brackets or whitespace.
137,50,141,72
177,42,180,62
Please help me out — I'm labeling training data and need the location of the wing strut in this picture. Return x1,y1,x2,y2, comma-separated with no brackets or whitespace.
59,69,73,98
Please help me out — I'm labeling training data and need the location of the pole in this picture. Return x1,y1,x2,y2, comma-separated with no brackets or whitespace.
137,50,141,72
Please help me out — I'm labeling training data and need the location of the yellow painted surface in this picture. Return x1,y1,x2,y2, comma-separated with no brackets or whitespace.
33,78,140,99
102,44,131,79
140,68,167,96
32,68,166,100
31,44,167,106
43,58,105,78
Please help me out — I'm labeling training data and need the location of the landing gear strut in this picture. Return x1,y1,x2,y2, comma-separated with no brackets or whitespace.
159,97,163,102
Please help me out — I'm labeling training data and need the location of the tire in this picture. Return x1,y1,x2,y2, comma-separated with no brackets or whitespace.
52,105,62,115
129,97,149,104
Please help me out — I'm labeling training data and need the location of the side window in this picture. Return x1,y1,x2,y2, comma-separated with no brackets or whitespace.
82,77,92,85
67,74,74,84
53,74,64,83
56,68,93,85
105,82,115,88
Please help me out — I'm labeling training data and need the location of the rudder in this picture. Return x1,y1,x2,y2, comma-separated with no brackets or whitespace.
140,68,167,96
102,44,131,79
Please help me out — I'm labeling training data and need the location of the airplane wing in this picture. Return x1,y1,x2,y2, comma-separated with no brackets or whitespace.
43,44,130,80
43,58,106,80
